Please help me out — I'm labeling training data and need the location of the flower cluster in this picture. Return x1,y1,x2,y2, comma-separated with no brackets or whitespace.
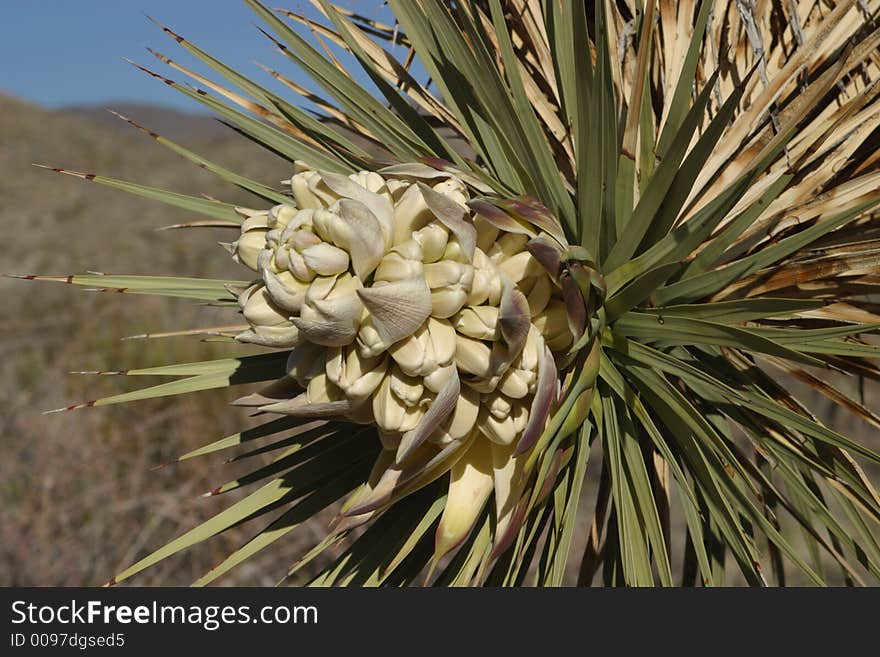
231,164,573,555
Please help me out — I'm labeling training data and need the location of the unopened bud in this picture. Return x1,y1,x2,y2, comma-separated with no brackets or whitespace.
452,306,501,340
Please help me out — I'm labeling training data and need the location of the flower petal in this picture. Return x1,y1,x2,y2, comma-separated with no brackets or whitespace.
301,242,350,276
318,170,394,247
316,200,386,279
525,234,563,282
262,269,309,313
357,278,432,346
514,342,558,456
498,281,531,358
561,272,587,343
434,438,494,561
489,442,527,558
496,197,568,247
344,437,473,516
396,367,460,464
418,182,476,261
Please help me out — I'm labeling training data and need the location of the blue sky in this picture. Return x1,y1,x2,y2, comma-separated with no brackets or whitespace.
1,1,396,112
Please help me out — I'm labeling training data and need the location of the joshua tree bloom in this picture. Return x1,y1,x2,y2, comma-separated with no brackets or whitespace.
227,164,579,559
23,0,880,587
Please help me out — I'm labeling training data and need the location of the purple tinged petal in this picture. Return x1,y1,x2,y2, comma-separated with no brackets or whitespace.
395,369,461,464
489,497,529,561
514,344,558,456
535,445,575,506
343,438,471,516
378,162,453,181
561,272,587,343
497,197,568,246
499,281,531,359
467,199,535,238
525,235,564,281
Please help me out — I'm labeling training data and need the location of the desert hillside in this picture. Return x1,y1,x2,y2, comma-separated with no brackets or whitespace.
0,94,323,585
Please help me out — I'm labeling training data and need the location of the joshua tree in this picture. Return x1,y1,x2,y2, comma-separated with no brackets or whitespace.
21,0,880,586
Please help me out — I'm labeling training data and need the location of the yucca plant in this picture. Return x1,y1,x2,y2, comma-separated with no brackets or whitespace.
19,0,880,586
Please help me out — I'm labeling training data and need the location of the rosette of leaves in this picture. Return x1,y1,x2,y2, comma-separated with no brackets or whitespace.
22,0,880,586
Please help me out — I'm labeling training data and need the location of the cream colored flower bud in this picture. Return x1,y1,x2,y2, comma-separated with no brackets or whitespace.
491,232,530,261
294,273,364,347
325,346,387,404
232,214,269,271
240,284,291,328
306,372,347,405
268,203,299,229
533,300,573,352
349,171,390,197
312,204,385,280
413,222,449,263
373,241,424,283
497,327,541,398
263,269,310,313
372,371,425,433
424,260,474,318
389,368,424,408
389,317,456,378
423,362,456,393
441,238,470,264
287,227,322,251
392,183,434,246
513,403,529,433
498,366,534,399
264,211,336,282
431,386,480,445
454,335,493,378
478,402,528,445
301,242,350,277
487,393,512,419
522,274,552,316
260,209,317,276
498,251,543,283
431,177,468,206
356,316,387,359
290,171,323,209
474,215,501,253
290,170,342,209
467,249,503,306
452,306,501,340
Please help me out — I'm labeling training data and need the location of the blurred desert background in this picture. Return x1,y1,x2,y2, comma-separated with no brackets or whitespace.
1,93,877,587
0,93,326,585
